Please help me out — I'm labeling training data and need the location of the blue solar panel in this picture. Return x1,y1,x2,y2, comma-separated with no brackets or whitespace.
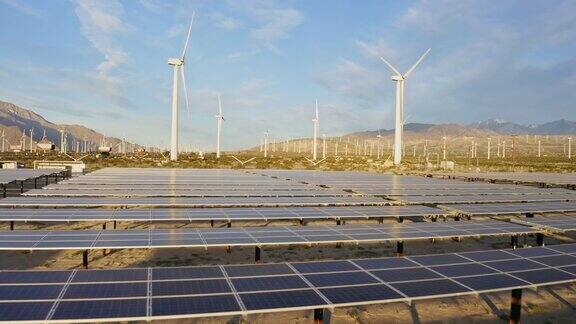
0,284,62,300
0,270,70,284
152,266,223,280
455,274,530,291
512,269,575,284
320,284,405,304
52,298,147,320
408,254,471,266
73,269,147,283
304,271,379,287
391,279,470,297
152,279,231,296
484,259,546,272
353,257,419,270
371,268,440,283
239,289,326,310
531,255,576,267
224,264,294,277
459,250,518,262
151,295,241,316
548,244,576,254
232,275,308,292
291,260,357,273
506,247,559,258
430,263,498,277
0,301,53,321
63,283,147,299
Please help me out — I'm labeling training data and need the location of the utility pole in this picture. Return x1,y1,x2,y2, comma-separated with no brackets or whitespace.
511,135,518,171
442,136,447,160
263,131,268,158
487,137,491,160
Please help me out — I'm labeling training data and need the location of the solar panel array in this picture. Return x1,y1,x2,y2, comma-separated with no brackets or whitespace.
512,216,576,233
0,205,445,222
0,169,62,185
395,193,576,205
0,220,538,251
0,195,390,208
2,244,576,322
446,172,576,187
441,201,576,216
23,188,350,198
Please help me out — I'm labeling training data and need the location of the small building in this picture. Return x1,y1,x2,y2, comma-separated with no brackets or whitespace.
37,137,55,151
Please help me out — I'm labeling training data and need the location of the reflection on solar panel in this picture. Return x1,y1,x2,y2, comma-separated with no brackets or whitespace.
396,193,576,204
23,188,350,197
1,244,576,322
0,196,390,208
441,201,576,216
0,220,537,250
512,216,576,233
0,205,445,222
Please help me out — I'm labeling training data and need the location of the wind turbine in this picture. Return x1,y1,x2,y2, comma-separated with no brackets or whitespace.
312,99,319,160
215,94,224,158
168,11,195,161
380,48,431,165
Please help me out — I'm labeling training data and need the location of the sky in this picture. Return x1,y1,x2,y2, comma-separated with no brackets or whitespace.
0,0,575,151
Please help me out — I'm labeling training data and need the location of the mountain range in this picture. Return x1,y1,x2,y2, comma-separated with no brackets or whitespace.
347,119,576,139
0,100,130,151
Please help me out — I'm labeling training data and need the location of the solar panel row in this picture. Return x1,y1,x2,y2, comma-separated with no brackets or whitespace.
0,220,538,250
0,205,445,222
1,244,576,322
440,201,576,216
0,196,391,208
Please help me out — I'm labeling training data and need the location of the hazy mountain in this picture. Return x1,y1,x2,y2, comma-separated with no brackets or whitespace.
346,123,499,139
469,118,576,135
0,100,133,151
346,119,576,139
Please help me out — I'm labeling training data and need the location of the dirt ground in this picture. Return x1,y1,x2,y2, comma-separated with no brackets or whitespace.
2,214,576,323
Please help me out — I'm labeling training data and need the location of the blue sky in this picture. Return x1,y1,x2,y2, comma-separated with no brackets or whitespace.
0,0,575,150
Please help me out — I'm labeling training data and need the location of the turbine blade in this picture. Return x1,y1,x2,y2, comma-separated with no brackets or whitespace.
379,56,401,75
217,94,223,116
181,11,196,60
180,67,190,118
403,48,431,78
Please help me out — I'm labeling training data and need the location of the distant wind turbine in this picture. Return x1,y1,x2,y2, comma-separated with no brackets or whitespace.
380,48,431,165
168,11,195,161
215,94,224,158
312,99,319,160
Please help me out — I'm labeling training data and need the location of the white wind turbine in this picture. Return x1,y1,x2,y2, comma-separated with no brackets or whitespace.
380,48,431,165
215,94,224,158
312,99,319,160
168,11,195,161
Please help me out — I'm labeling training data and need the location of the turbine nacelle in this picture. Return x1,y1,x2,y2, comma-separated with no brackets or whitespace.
391,75,404,81
167,58,184,66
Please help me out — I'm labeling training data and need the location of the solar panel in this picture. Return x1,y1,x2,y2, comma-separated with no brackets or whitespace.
0,205,447,222
2,243,576,322
511,215,576,233
0,220,538,251
440,201,576,216
397,193,576,204
0,195,390,208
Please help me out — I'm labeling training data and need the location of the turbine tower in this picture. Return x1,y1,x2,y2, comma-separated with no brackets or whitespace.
168,11,195,161
215,94,224,158
380,48,431,165
312,99,319,160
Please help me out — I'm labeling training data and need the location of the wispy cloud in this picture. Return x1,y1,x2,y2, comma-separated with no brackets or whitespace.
74,0,133,105
229,0,303,51
211,12,240,31
0,0,44,17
